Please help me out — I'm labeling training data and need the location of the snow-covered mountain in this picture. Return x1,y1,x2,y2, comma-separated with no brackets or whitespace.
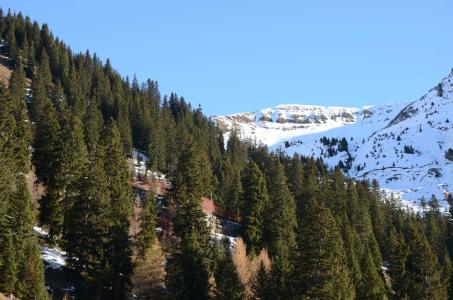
212,69,453,210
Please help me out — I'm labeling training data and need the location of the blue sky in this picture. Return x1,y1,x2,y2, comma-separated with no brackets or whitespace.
1,0,452,116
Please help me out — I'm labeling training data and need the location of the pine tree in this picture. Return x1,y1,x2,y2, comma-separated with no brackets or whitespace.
44,112,88,241
241,161,268,256
264,158,297,297
9,60,31,173
285,154,304,212
221,158,243,217
386,226,409,298
39,48,52,90
165,250,189,299
405,222,446,299
15,237,48,300
340,218,362,293
63,154,111,288
33,96,60,185
296,199,354,299
136,191,158,258
251,261,274,300
0,83,19,295
214,245,246,300
359,246,387,300
101,120,134,298
84,97,104,153
166,138,212,300
0,227,17,295
29,68,48,123
10,176,47,300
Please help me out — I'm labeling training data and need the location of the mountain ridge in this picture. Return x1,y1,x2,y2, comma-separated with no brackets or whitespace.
212,69,453,209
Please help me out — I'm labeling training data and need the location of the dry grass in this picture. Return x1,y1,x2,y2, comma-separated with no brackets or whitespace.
232,238,271,298
26,167,45,220
130,242,166,299
0,54,13,86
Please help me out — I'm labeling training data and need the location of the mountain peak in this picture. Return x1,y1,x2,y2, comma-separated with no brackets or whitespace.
212,70,453,208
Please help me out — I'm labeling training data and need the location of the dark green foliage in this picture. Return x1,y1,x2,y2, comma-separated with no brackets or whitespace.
252,262,274,300
358,246,387,300
241,161,268,256
136,191,158,258
33,96,61,185
165,231,212,300
166,137,213,300
3,10,453,300
296,199,354,299
386,226,409,298
0,227,17,295
404,222,447,299
101,120,134,297
214,245,245,300
41,112,88,241
264,158,297,297
63,155,110,275
0,81,47,299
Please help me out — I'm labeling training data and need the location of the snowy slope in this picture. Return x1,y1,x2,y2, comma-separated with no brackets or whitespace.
211,69,453,209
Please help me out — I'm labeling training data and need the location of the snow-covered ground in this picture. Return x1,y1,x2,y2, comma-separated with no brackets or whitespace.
212,69,453,210
33,226,67,269
41,246,67,269
131,149,166,181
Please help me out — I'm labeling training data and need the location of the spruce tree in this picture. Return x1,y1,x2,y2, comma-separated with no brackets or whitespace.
386,226,409,298
264,158,297,297
29,69,47,123
251,261,274,300
296,199,354,299
44,112,88,241
358,246,387,300
9,60,31,173
166,137,212,300
241,160,268,256
63,154,111,290
0,84,19,295
32,96,60,185
340,218,362,293
136,190,158,258
405,222,446,299
214,245,245,300
0,227,17,295
15,237,48,300
101,120,134,298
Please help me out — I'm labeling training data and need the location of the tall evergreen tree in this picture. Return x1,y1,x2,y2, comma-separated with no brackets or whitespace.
264,158,297,297
241,161,268,256
405,221,446,299
9,60,31,173
32,96,60,185
166,137,213,300
63,153,111,294
358,246,387,300
101,120,134,298
136,190,158,258
386,226,409,298
296,199,354,299
214,244,245,300
42,112,88,241
252,262,274,300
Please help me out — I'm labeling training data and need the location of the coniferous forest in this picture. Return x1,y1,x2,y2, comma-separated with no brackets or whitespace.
2,9,453,300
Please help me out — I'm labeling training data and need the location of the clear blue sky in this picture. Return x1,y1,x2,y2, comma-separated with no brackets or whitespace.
1,0,452,116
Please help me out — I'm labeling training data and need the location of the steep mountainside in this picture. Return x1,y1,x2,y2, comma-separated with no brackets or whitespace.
212,69,453,209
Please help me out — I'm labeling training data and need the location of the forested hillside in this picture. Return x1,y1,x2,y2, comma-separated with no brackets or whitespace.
1,9,453,300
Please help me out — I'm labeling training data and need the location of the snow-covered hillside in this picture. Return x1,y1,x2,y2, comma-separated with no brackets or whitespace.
212,69,453,209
